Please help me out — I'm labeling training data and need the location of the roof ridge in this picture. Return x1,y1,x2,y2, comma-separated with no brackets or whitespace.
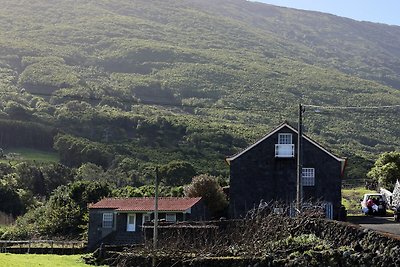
226,122,345,163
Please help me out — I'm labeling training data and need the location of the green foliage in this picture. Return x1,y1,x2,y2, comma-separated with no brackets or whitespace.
2,0,399,182
0,120,54,150
112,185,184,198
19,57,80,89
0,0,400,240
54,134,113,168
0,182,24,216
4,101,32,120
184,174,228,216
367,151,400,190
4,180,111,239
159,160,196,186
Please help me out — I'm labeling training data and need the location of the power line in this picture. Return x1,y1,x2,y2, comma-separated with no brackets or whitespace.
304,104,400,110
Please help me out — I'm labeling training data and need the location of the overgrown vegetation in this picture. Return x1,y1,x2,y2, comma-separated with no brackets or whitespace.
100,203,400,266
367,151,400,190
0,0,400,241
0,161,187,240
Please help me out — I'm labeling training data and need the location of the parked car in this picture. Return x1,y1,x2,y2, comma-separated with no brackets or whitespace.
361,193,387,216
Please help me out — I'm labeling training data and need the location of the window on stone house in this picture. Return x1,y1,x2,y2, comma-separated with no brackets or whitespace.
278,133,293,144
302,168,315,186
102,213,113,228
165,213,177,222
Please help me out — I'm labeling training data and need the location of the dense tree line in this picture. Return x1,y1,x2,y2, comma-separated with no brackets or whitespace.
0,152,229,240
1,0,400,240
0,120,54,150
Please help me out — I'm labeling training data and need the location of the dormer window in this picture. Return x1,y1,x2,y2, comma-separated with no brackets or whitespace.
275,133,294,158
278,133,292,144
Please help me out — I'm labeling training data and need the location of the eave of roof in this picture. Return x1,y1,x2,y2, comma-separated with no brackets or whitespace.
89,197,202,212
225,122,346,164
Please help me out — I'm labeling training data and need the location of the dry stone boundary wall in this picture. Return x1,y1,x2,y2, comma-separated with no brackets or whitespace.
94,217,400,267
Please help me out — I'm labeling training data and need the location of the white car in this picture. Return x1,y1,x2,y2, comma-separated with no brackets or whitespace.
361,193,387,216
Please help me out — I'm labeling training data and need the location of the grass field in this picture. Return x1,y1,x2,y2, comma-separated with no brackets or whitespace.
0,148,59,164
0,254,103,267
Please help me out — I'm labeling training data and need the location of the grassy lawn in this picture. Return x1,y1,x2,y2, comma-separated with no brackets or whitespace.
0,254,103,267
342,187,377,215
0,148,59,163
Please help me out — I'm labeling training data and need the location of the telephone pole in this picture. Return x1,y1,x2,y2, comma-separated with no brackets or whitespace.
152,167,160,267
296,104,305,212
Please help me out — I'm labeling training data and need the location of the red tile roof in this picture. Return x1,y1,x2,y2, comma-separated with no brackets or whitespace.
89,197,202,212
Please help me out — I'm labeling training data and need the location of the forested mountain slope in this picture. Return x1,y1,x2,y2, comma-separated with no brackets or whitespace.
0,0,399,181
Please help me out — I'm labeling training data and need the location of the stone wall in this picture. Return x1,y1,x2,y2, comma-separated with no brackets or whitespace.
93,217,400,267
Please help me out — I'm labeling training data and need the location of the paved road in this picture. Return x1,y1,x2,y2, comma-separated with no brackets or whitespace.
348,215,400,236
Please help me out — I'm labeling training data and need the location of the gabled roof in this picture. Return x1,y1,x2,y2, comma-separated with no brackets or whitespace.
226,122,346,164
89,197,202,212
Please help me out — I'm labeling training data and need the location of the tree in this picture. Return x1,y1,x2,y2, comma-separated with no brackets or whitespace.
41,163,75,196
8,180,112,239
184,174,228,217
159,160,196,186
14,162,46,196
76,163,107,182
367,151,400,190
4,101,32,120
0,183,24,216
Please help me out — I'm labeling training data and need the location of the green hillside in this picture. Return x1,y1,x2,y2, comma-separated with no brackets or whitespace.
0,0,399,181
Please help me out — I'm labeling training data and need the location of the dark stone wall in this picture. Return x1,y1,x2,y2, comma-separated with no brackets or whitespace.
88,209,114,250
229,126,342,219
88,202,210,250
189,200,209,221
95,217,400,267
116,213,126,232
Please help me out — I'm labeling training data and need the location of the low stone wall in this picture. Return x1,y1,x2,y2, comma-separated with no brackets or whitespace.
93,216,400,267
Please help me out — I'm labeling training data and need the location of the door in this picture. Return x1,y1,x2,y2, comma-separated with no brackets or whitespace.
126,214,136,232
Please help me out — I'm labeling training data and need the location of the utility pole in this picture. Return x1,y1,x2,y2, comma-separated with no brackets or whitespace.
152,167,160,267
296,103,305,213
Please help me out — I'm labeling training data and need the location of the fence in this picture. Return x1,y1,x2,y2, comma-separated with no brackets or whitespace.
0,240,86,254
341,179,366,189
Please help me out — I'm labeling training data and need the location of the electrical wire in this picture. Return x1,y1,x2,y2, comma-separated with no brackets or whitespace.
304,104,400,110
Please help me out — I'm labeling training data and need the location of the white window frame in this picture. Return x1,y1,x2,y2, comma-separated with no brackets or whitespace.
302,168,315,186
278,133,292,144
126,213,136,232
142,213,151,226
165,213,177,222
102,213,113,228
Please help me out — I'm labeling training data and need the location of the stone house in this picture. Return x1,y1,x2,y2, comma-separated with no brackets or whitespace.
87,197,207,250
226,122,346,219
